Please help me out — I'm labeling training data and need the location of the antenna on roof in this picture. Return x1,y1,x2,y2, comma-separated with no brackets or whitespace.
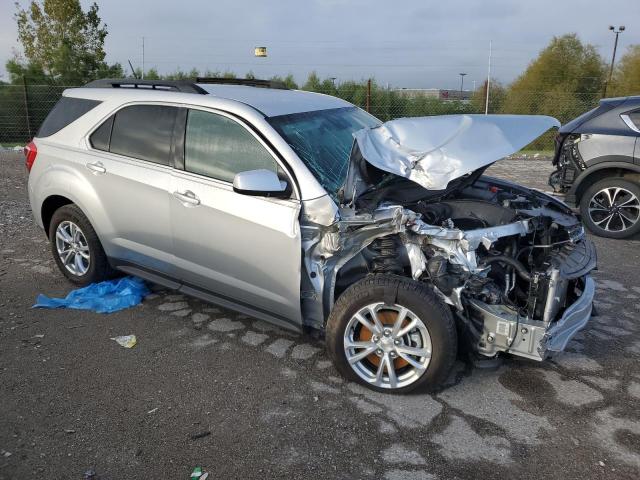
127,60,139,79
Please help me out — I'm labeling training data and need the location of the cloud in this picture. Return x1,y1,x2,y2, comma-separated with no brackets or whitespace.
1,0,638,88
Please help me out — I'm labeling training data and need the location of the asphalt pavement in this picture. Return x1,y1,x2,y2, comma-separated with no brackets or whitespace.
1,151,639,479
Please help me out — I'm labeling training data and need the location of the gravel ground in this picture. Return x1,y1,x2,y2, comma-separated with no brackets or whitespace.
1,151,640,479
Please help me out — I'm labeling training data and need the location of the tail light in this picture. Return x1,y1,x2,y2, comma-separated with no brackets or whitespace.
24,141,37,172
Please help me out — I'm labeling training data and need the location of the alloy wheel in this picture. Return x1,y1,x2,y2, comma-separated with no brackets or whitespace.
588,186,640,233
343,302,432,389
55,220,91,276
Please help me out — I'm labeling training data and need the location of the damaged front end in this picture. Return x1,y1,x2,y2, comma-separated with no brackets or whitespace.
302,114,596,363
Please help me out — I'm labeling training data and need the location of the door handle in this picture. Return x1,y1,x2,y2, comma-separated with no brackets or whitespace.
173,190,201,206
86,161,106,174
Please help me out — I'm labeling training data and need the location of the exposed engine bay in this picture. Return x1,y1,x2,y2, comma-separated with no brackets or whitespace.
301,115,596,363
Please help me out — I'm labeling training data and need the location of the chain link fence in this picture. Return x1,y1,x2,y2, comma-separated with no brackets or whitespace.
0,82,70,143
0,80,601,149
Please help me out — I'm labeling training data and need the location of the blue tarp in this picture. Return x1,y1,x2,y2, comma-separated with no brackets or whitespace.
33,276,150,314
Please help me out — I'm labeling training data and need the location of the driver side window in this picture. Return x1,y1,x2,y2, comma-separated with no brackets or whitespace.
184,109,278,182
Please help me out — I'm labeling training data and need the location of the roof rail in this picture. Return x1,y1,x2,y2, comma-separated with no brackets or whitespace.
83,78,208,94
196,77,289,90
83,77,289,93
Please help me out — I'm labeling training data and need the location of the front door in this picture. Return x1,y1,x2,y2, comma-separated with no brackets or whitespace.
170,108,302,325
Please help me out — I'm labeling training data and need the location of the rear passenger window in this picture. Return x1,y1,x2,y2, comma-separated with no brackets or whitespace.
185,109,277,182
109,105,177,165
37,97,101,137
90,114,114,151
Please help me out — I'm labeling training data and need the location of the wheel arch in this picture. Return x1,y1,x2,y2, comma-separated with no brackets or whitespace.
569,162,640,203
31,163,115,251
41,195,74,237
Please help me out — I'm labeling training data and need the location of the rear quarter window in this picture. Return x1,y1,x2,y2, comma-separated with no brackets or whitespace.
37,96,101,137
625,110,640,131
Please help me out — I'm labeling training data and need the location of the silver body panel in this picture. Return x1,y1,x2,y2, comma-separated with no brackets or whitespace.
170,168,302,324
353,114,560,190
577,133,636,164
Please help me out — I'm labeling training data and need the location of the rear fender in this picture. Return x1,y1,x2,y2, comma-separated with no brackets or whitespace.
30,161,115,252
568,161,640,203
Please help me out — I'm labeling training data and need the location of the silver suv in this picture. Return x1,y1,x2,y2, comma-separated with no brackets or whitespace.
27,78,596,393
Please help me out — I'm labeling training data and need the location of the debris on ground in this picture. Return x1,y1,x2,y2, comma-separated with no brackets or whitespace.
147,407,159,414
190,467,203,479
110,335,137,348
33,276,150,314
83,468,97,479
190,431,211,440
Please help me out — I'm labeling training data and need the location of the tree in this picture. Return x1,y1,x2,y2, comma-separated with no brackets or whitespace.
501,34,606,122
269,74,298,89
610,45,640,96
10,0,120,84
302,71,322,92
471,79,506,114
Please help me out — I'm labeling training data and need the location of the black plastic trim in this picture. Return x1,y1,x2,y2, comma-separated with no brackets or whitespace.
84,78,208,94
171,108,188,170
196,77,288,90
568,161,640,198
108,258,302,332
232,185,291,199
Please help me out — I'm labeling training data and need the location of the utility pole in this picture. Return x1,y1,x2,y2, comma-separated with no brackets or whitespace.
142,36,145,79
459,73,467,100
603,25,625,97
485,40,492,114
366,79,371,113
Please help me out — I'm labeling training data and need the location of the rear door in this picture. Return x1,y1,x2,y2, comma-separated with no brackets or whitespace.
169,107,302,325
85,103,178,276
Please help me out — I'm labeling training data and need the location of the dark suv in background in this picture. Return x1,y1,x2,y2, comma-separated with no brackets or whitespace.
550,96,640,238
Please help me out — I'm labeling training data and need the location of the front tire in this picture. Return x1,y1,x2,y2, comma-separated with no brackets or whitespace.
326,274,457,394
49,204,116,286
580,177,640,239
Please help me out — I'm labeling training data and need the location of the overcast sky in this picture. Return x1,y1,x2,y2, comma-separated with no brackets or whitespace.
1,0,638,89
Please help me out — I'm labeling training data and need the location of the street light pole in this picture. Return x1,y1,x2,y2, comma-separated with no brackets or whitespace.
604,25,625,97
459,73,467,100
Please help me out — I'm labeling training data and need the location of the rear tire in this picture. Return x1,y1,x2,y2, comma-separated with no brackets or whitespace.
326,274,457,394
580,177,640,239
49,204,117,286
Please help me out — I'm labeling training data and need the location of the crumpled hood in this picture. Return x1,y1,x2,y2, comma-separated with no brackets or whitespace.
352,114,560,191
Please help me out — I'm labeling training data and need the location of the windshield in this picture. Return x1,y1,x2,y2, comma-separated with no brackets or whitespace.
268,107,381,194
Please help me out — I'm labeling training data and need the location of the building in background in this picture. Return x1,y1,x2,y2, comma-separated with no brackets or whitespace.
394,88,473,102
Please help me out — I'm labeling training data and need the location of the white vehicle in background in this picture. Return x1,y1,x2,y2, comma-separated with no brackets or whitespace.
26,78,596,393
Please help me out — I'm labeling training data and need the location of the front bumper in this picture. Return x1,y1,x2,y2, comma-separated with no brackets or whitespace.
542,275,595,352
470,274,595,361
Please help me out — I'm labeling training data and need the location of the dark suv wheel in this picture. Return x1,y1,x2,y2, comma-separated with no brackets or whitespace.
49,204,116,286
580,177,640,239
326,274,457,394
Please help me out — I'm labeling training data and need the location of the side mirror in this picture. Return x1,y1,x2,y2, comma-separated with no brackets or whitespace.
232,169,290,198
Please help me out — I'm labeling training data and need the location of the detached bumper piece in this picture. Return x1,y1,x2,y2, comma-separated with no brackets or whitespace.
469,240,597,361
